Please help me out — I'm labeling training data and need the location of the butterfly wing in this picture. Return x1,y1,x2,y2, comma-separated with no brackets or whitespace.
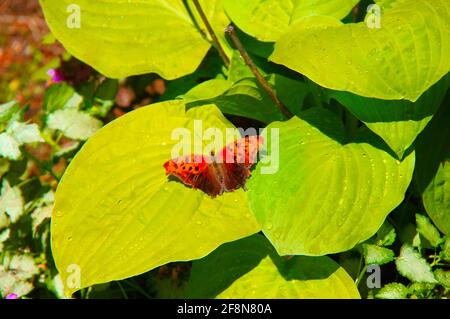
163,154,209,187
164,136,264,197
219,135,264,169
164,155,226,197
213,135,264,194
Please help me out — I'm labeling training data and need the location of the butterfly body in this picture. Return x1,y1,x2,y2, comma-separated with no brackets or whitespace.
163,136,264,197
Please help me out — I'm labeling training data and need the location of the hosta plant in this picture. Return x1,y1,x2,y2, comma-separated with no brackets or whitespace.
5,0,446,298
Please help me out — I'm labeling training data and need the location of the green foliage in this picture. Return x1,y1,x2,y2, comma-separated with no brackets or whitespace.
51,101,260,295
186,234,360,298
327,75,450,157
39,0,214,79
415,214,444,247
248,108,414,255
1,0,448,299
46,109,102,140
362,244,394,265
395,245,437,284
375,283,408,299
271,0,450,101
422,158,450,235
223,0,359,42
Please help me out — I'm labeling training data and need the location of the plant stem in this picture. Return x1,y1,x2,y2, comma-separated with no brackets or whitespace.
123,279,152,299
356,264,368,286
225,24,294,119
116,281,128,299
192,0,230,68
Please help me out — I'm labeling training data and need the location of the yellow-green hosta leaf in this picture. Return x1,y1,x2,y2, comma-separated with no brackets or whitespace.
223,0,359,42
271,0,450,101
188,0,233,60
248,108,415,256
414,95,450,195
52,101,260,296
186,78,286,123
328,74,450,158
423,158,450,235
39,0,211,79
187,234,360,298
374,0,397,10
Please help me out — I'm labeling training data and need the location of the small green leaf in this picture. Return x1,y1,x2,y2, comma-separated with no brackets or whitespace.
415,214,443,247
375,282,408,299
186,234,360,298
363,244,394,265
43,83,82,113
0,228,10,243
408,282,436,296
6,255,39,281
46,274,66,299
47,109,102,140
0,180,24,223
0,101,20,125
0,133,21,160
31,205,52,235
395,244,437,283
0,270,33,298
95,79,119,102
7,122,44,145
434,269,450,288
441,237,450,261
0,158,9,180
0,121,44,160
0,212,9,229
375,221,396,246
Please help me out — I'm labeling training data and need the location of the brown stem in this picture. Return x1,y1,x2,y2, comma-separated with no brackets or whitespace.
225,24,293,118
192,0,230,67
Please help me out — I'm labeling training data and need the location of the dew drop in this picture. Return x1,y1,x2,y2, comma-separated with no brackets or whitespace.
54,210,64,218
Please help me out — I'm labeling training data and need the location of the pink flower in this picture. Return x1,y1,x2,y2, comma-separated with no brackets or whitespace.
6,293,18,299
47,69,65,83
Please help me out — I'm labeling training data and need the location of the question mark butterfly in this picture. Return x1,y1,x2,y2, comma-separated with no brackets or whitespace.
163,136,264,197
